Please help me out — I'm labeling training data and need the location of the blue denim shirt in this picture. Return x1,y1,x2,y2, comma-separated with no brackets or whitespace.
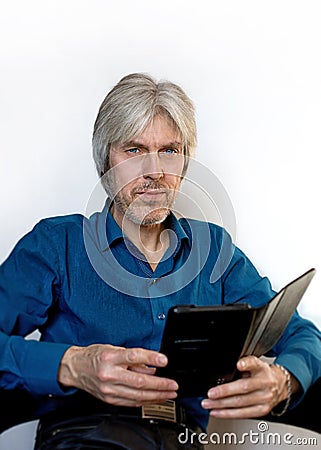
1,204,321,430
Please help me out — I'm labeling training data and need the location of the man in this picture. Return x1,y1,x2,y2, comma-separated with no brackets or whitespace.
0,73,320,449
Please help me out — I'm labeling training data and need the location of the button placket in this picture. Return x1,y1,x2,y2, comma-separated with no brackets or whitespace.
147,278,168,332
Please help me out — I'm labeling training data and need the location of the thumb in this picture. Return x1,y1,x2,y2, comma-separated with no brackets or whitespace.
237,355,261,374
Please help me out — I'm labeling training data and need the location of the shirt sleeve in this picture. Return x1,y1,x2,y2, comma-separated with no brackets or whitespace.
220,229,321,405
0,221,72,395
268,311,321,406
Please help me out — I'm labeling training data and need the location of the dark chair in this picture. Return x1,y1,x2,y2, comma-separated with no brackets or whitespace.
0,389,41,434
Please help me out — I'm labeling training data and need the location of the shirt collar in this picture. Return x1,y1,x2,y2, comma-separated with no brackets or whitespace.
92,200,190,252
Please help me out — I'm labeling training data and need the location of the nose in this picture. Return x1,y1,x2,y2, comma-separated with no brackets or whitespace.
141,153,164,180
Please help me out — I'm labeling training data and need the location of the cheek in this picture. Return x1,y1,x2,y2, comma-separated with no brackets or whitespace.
110,167,135,193
166,175,182,192
112,160,143,188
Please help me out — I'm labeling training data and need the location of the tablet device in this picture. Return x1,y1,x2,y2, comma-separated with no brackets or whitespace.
156,269,316,398
156,304,255,398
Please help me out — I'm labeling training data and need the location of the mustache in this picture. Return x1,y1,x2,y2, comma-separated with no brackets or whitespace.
132,182,169,194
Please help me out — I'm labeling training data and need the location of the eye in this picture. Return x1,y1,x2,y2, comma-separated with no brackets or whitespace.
126,148,140,154
161,148,178,155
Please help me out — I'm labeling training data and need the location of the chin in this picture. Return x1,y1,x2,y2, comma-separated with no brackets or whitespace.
128,208,170,226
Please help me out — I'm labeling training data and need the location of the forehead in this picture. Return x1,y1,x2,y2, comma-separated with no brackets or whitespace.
124,115,182,148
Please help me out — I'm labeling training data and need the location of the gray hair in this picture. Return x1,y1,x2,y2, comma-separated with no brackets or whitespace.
92,73,197,177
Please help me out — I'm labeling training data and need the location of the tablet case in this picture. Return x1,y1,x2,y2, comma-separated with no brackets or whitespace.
157,268,316,398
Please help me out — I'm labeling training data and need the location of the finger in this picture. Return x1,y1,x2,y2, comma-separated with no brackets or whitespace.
129,365,157,375
114,366,178,392
100,380,178,406
237,355,264,374
207,376,260,400
202,389,262,410
125,348,168,368
105,347,168,368
96,362,178,393
209,403,270,419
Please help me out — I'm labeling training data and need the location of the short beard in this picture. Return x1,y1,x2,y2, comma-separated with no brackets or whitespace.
125,205,171,226
113,194,171,226
111,181,173,226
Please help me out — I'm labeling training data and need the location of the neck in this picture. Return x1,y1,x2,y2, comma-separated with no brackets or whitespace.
111,205,170,271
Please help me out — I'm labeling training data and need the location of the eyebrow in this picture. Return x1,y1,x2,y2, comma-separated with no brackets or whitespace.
120,140,183,150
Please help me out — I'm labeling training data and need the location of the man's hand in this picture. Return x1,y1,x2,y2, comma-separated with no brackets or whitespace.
58,344,178,407
201,356,299,419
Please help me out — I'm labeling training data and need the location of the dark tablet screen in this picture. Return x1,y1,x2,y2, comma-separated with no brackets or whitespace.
156,304,255,397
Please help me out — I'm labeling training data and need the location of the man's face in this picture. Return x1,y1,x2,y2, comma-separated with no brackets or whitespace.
107,115,185,226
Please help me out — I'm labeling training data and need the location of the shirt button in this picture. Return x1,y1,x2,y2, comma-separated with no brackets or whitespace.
157,313,166,320
152,279,158,284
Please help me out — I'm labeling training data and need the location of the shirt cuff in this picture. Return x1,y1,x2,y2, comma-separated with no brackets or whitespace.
274,353,312,408
17,338,73,396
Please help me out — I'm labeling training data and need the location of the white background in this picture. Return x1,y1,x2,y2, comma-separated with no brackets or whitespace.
1,1,320,448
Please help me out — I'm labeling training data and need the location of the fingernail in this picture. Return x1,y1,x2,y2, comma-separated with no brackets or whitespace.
157,355,167,365
169,390,178,397
201,399,211,408
207,388,216,399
